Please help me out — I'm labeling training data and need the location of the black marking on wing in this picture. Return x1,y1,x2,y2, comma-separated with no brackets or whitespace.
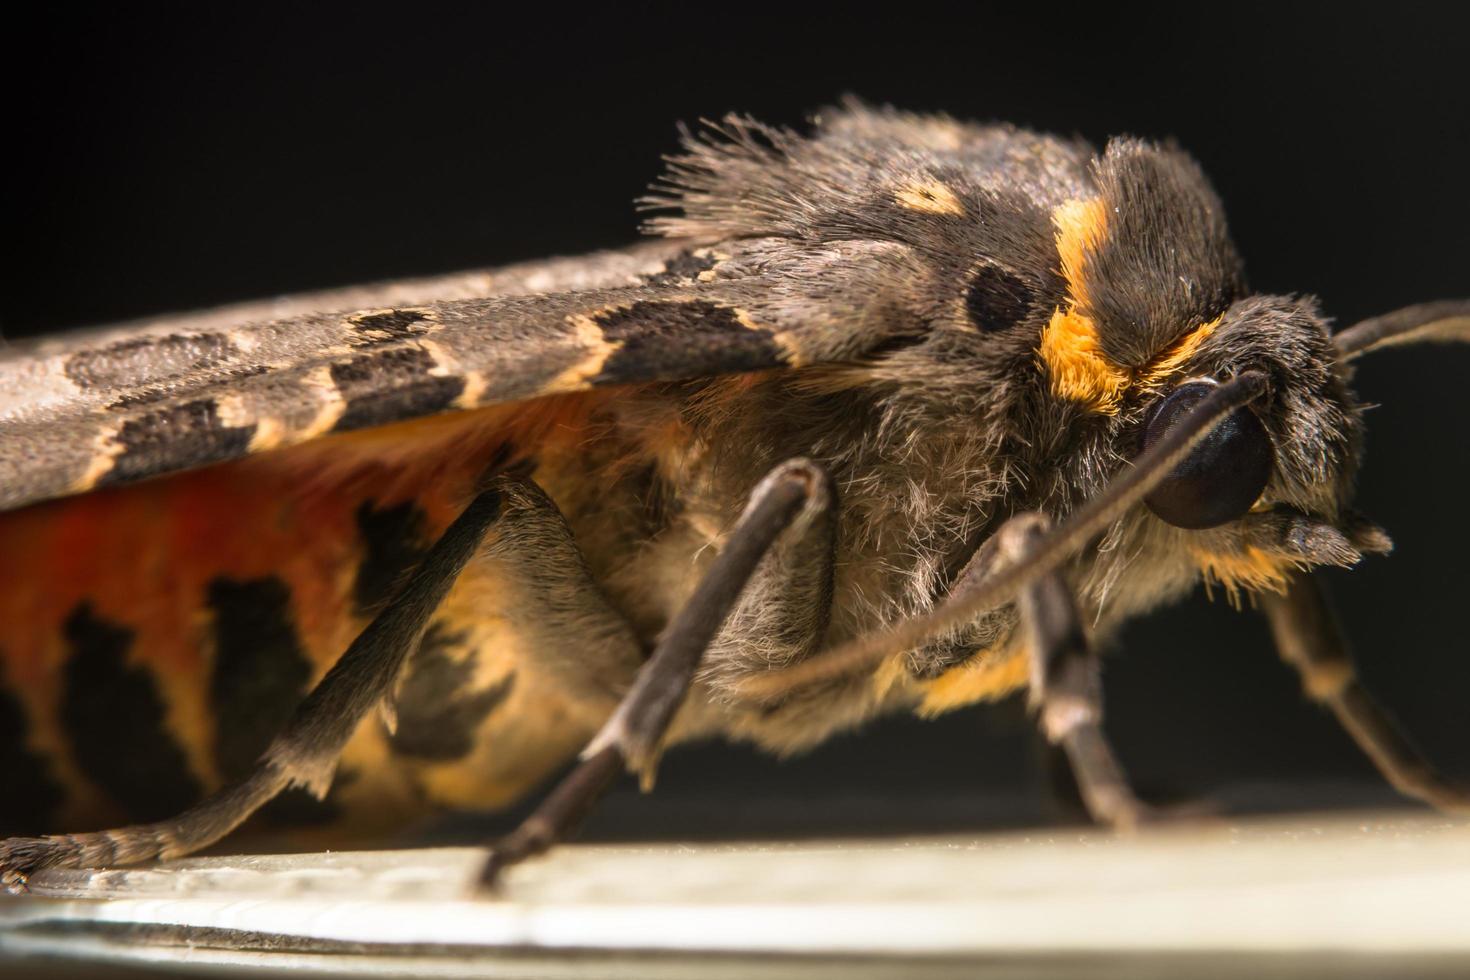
0,249,821,516
207,577,340,825
965,263,1036,333
640,249,719,286
387,623,515,761
353,500,430,615
98,399,257,488
348,309,434,345
109,366,271,410
591,300,786,385
330,348,466,433
207,577,313,778
0,660,65,835
61,604,203,821
65,333,236,391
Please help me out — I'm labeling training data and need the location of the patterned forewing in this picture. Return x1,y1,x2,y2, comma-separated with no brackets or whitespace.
0,262,847,511
0,242,716,510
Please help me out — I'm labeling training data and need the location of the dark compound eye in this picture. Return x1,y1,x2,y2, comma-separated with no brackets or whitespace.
1141,380,1275,530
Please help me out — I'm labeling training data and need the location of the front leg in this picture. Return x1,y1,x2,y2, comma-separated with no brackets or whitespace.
482,458,834,884
1261,573,1470,813
995,513,1153,830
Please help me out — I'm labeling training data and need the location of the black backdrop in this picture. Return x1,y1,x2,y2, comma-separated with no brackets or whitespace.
8,5,1467,839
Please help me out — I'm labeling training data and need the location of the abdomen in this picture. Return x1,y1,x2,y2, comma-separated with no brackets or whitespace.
0,398,623,838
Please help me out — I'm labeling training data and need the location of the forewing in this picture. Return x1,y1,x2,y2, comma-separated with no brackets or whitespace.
0,238,910,511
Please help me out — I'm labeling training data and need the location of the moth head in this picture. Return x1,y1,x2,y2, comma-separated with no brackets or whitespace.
1122,295,1388,594
1011,137,1383,585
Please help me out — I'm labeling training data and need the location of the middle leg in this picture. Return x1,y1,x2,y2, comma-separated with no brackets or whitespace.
482,458,836,883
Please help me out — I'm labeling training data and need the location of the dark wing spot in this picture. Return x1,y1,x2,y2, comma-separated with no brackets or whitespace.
207,577,313,778
388,623,514,761
0,660,65,835
109,366,271,410
65,333,235,390
329,348,466,432
965,263,1035,333
640,249,719,286
347,309,434,345
591,300,786,385
353,500,430,615
61,604,203,821
207,577,339,825
98,399,257,487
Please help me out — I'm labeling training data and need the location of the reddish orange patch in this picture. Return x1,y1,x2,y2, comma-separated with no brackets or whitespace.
0,390,624,675
0,388,641,822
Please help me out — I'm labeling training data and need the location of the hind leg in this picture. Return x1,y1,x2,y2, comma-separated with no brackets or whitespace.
0,473,646,889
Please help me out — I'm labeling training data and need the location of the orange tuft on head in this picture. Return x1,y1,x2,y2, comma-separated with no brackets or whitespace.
1038,308,1131,414
1041,198,1127,413
1137,315,1221,391
1041,197,1228,414
1037,250,1224,415
1052,197,1110,310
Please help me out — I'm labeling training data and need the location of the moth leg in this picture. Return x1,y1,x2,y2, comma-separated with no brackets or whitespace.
697,467,837,694
482,458,832,886
473,476,644,707
998,513,1154,831
0,482,512,888
1261,573,1470,813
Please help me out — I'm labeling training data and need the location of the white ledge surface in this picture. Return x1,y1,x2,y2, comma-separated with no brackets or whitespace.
2,810,1468,975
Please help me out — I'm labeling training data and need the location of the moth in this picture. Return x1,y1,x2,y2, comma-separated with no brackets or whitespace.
1,103,1466,891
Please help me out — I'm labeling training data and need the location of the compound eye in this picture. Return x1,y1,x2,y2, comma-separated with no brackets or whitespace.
1141,381,1275,529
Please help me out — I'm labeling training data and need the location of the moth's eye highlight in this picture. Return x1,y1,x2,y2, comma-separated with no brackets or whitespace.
1141,381,1274,530
965,264,1034,333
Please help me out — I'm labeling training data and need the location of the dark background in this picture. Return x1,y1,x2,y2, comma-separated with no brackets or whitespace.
7,5,1467,839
